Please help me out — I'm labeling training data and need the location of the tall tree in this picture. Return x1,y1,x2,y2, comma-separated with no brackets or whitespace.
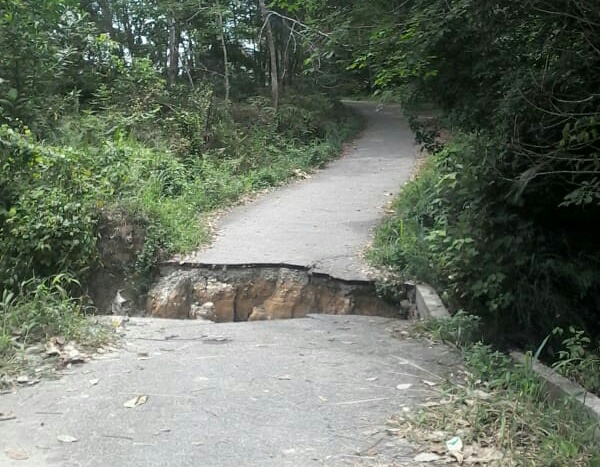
259,0,279,108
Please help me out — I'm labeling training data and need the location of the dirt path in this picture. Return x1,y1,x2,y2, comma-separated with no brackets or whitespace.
1,103,460,467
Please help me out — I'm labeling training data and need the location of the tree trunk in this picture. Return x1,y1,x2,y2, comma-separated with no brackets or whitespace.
97,0,124,57
119,4,137,60
215,0,230,101
167,15,179,88
259,0,278,109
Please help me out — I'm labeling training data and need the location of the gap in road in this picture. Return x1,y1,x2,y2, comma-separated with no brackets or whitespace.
142,262,415,322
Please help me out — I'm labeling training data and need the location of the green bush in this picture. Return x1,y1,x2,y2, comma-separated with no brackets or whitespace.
1,87,361,299
371,133,600,344
0,127,99,287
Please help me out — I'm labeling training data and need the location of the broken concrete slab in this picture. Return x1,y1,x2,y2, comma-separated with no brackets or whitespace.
415,284,450,320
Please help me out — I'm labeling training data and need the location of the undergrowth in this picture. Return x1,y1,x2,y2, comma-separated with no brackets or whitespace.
369,114,600,393
401,313,600,466
0,275,109,365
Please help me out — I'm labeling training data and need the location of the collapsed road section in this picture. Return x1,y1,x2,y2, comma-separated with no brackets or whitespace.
144,262,412,322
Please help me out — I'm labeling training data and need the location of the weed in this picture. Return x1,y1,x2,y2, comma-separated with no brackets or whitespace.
0,274,109,367
415,310,481,348
552,327,600,396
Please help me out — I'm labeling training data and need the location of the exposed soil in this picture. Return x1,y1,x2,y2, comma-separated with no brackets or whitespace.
145,263,414,322
86,206,147,314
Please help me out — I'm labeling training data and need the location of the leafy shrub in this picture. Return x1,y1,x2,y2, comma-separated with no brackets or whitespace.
552,327,600,395
371,133,600,345
0,127,99,287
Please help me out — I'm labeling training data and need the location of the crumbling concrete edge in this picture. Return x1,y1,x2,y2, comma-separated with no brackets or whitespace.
414,283,450,319
511,351,600,423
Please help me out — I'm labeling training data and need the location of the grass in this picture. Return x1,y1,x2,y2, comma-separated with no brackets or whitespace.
390,314,600,466
0,275,112,383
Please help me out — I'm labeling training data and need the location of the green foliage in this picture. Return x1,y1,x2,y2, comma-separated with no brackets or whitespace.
1,275,87,356
1,84,359,291
416,310,482,348
0,127,99,287
552,327,600,395
371,132,600,344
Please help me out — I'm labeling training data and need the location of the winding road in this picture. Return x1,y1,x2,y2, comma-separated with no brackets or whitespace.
185,101,417,281
1,102,460,467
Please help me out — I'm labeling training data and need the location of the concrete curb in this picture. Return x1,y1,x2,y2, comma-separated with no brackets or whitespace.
511,351,600,423
414,283,451,319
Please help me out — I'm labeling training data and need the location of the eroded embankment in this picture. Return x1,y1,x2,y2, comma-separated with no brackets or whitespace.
143,263,412,322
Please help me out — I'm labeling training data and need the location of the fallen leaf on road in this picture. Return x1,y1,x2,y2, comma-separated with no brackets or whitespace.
61,345,87,365
57,435,78,443
451,451,465,464
318,396,328,402
473,389,492,400
414,452,442,462
464,447,504,464
366,377,379,382
45,342,61,356
396,383,413,390
124,395,148,408
5,448,29,460
89,379,99,386
421,401,442,408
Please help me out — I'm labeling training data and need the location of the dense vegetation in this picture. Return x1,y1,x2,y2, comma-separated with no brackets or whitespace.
0,0,360,359
300,0,600,353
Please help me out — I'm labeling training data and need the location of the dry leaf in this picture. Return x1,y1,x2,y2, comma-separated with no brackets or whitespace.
45,342,60,356
465,447,504,464
396,383,413,390
5,448,29,460
451,451,465,464
318,396,328,402
89,379,99,386
124,395,148,408
421,401,442,408
422,379,438,387
414,452,442,462
57,435,78,443
61,346,86,364
473,389,492,400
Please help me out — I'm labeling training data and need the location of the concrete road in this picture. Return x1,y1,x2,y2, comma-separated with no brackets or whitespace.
1,103,457,467
2,316,459,467
185,101,417,281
